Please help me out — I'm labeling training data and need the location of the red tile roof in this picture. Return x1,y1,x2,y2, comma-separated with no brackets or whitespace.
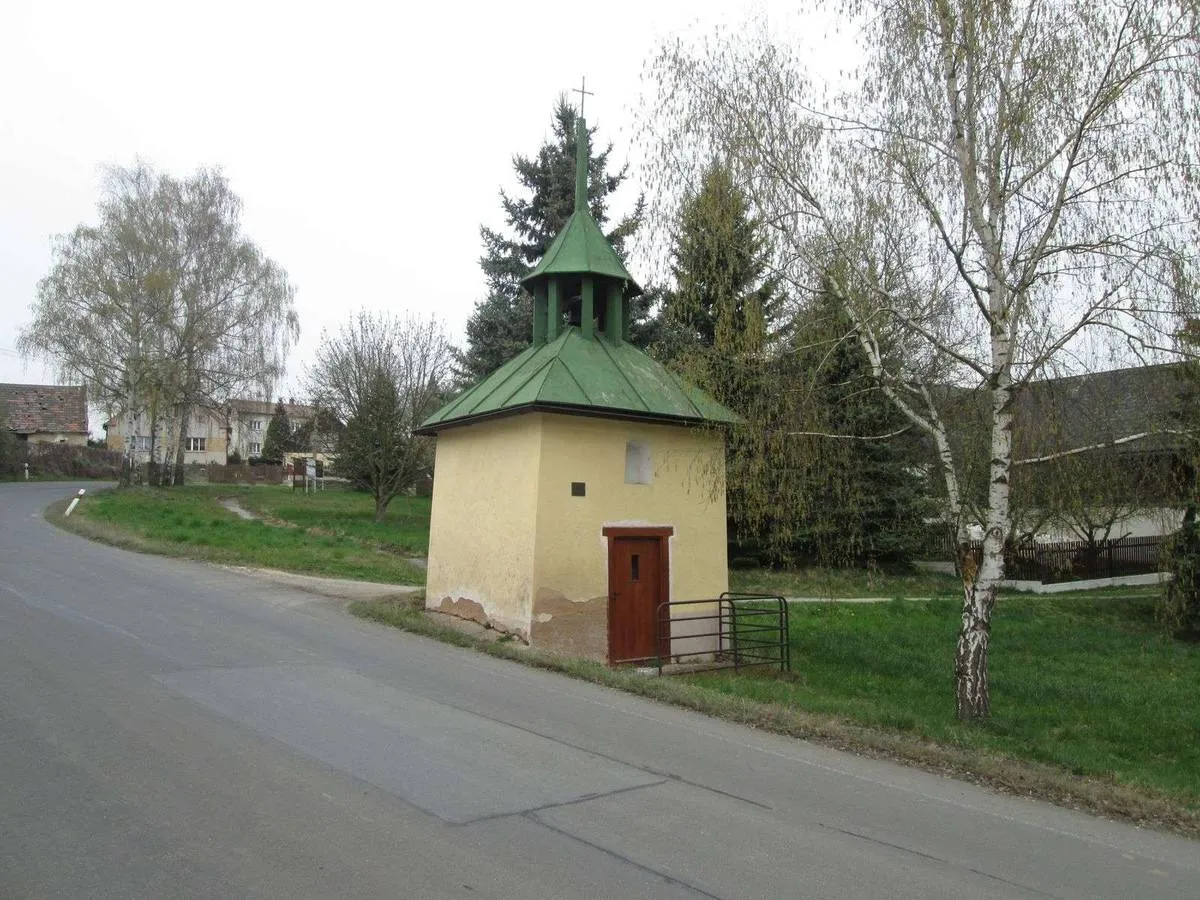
0,383,88,435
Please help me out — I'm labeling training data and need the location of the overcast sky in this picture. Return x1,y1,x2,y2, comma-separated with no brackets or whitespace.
0,0,821,433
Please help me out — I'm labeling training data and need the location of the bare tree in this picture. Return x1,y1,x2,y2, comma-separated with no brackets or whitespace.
20,163,298,485
306,312,454,522
644,0,1200,719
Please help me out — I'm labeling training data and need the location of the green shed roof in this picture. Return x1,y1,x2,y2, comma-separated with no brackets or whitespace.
520,208,640,292
417,327,740,434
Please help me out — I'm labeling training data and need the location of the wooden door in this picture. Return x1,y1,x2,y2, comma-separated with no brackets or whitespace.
607,535,668,663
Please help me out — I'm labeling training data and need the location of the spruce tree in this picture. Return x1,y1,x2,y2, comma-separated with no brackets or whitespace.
261,399,291,462
663,164,931,564
662,162,796,563
458,97,650,383
665,162,782,358
787,284,933,565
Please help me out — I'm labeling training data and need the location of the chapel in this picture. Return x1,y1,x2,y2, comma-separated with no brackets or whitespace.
416,112,738,662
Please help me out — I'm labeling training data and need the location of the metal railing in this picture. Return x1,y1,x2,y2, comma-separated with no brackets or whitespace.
719,592,791,673
612,593,790,675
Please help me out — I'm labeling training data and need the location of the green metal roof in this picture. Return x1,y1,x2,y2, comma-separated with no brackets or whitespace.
520,208,640,292
417,327,740,433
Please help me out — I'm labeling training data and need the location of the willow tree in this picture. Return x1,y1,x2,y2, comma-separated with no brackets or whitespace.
645,1,1200,719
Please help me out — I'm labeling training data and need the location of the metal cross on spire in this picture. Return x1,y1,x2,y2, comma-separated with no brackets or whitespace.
573,76,594,118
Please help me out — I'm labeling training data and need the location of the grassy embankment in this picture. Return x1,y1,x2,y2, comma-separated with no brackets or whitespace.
56,483,426,585
694,594,1198,802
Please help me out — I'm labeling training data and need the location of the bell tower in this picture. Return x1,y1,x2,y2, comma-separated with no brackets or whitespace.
522,116,638,347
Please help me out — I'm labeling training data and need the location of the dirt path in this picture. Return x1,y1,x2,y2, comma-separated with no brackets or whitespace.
217,495,428,569
218,498,259,521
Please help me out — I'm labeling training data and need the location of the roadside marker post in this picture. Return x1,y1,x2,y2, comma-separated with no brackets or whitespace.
64,488,86,517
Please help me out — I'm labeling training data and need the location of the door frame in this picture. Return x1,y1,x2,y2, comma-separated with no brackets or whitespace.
603,526,673,663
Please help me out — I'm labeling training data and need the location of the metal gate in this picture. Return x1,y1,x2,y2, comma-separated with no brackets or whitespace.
611,592,790,674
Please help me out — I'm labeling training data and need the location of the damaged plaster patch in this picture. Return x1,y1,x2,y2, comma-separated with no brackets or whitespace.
530,588,608,661
434,595,529,644
437,595,489,626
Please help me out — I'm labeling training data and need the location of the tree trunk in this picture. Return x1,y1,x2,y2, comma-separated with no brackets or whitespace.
955,366,1014,721
954,532,1001,720
374,494,388,523
147,410,158,486
929,416,968,545
171,402,191,487
119,408,135,487
156,434,172,487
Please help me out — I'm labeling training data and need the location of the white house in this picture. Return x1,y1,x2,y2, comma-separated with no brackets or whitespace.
106,398,319,465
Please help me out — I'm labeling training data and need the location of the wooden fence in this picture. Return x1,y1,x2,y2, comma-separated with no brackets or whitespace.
929,533,1166,583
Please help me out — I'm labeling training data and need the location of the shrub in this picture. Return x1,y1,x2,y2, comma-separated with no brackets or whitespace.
0,428,18,476
1,441,123,480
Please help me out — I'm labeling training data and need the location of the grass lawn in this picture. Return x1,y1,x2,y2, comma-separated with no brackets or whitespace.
61,485,426,585
730,565,964,598
238,486,431,554
687,594,1200,808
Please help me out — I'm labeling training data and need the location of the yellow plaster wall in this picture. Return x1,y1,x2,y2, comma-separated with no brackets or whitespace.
531,414,728,658
424,415,543,637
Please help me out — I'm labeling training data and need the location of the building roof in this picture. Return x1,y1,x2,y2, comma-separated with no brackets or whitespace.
937,363,1196,459
520,208,639,292
0,383,87,435
1013,363,1193,456
417,326,740,434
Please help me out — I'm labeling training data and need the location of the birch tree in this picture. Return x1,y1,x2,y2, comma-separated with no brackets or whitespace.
20,163,298,484
155,169,298,483
644,0,1200,719
20,166,176,479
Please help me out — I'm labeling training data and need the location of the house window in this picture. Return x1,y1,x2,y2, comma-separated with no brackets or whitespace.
249,442,261,455
624,440,652,485
250,420,262,431
134,435,152,451
186,437,207,452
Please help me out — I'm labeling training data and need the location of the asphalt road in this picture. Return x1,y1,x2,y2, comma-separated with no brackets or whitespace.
0,482,1196,899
